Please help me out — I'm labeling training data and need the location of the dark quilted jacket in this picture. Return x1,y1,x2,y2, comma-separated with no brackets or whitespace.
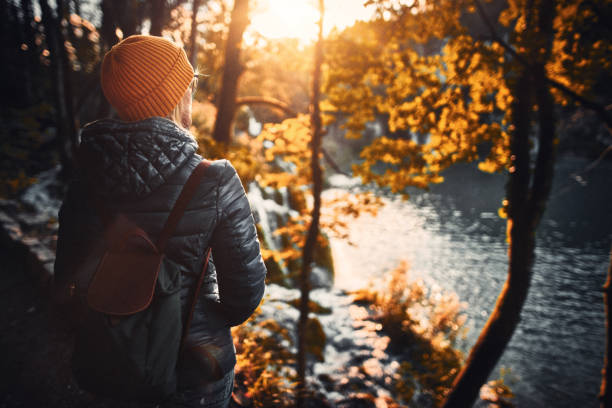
54,117,266,387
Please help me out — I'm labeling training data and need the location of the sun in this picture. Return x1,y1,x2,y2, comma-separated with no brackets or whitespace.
249,0,320,42
247,0,375,44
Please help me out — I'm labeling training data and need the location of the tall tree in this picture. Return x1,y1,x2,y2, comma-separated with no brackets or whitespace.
40,0,78,176
188,0,202,67
20,0,38,104
149,0,166,36
56,0,80,151
100,0,146,48
297,2,325,406
324,0,611,405
444,2,557,404
212,0,249,144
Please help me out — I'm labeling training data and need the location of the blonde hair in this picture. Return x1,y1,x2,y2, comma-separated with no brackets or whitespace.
166,83,197,143
167,73,199,129
166,103,183,127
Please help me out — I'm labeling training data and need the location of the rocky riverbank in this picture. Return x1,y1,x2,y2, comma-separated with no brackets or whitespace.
0,167,404,407
0,166,514,408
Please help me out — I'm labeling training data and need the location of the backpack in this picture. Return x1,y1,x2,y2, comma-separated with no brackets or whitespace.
71,159,211,402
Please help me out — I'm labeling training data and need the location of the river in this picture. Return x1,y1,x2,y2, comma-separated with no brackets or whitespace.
326,156,612,407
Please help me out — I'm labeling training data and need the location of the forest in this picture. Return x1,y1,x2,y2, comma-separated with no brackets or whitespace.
0,0,611,407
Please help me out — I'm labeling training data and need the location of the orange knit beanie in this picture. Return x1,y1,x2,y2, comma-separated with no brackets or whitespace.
101,35,194,122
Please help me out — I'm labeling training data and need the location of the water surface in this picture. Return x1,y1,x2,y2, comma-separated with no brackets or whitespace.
327,157,611,407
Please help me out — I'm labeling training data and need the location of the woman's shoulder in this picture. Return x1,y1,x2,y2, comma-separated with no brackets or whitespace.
197,157,238,184
168,155,237,188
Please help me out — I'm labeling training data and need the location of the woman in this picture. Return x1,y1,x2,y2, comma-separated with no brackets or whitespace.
54,35,266,407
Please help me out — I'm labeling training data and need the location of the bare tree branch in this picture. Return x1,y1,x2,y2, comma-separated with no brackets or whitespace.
297,1,325,405
235,96,298,117
321,148,349,176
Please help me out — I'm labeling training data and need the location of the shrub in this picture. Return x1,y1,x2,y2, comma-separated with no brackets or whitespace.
353,261,467,405
232,303,296,407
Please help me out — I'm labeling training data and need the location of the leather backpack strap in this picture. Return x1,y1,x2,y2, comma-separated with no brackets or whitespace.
180,246,212,355
156,159,211,252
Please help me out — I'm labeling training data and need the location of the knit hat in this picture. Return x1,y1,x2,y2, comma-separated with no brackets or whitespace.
101,35,194,121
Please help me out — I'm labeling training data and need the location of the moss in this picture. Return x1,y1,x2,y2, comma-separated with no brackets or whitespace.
255,223,267,245
305,317,326,362
396,345,463,406
275,212,286,232
256,223,288,286
286,258,301,283
313,232,335,280
349,288,377,306
264,257,286,286
273,188,284,206
256,188,336,287
287,185,307,213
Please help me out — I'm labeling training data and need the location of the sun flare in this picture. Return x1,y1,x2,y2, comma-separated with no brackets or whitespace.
248,0,375,43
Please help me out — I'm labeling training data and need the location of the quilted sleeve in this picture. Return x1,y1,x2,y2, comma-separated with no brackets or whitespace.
207,160,266,327
55,182,85,286
53,181,101,312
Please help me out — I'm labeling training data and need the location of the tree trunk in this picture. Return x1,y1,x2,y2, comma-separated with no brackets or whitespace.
8,1,28,107
56,0,80,155
442,2,556,406
188,0,201,67
40,0,76,177
96,0,145,119
600,247,612,408
100,0,142,44
211,0,249,144
96,0,117,118
100,0,118,50
149,0,165,36
297,2,324,407
442,67,534,408
20,0,37,104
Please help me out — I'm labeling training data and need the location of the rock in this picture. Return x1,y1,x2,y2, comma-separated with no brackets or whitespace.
0,212,23,244
0,198,19,213
327,174,362,189
318,373,335,392
302,394,333,408
43,261,55,278
19,165,63,217
311,265,333,289
15,212,51,229
0,210,15,224
333,335,355,351
30,244,55,264
21,238,55,285
335,393,377,408
361,358,384,379
414,392,436,408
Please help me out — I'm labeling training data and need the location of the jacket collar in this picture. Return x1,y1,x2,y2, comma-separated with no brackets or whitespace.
78,117,199,199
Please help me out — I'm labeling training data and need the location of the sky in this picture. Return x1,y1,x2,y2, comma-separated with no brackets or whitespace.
248,0,377,43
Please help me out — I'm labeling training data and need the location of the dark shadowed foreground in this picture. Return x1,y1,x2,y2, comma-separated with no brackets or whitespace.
0,248,151,408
